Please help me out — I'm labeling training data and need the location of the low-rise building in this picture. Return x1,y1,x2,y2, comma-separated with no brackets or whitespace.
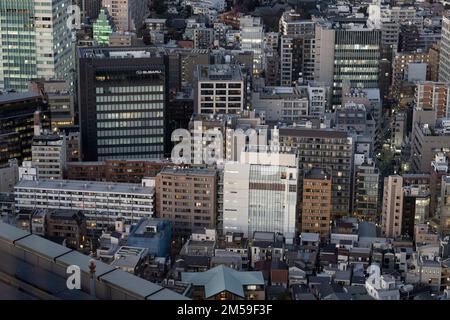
181,265,265,300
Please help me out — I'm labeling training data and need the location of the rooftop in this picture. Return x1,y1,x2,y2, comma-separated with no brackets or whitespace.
0,91,41,104
196,64,243,81
181,265,264,299
15,179,154,195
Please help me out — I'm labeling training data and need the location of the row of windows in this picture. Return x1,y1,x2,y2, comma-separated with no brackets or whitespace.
96,85,163,94
98,137,163,146
96,103,163,111
98,145,163,154
96,94,163,103
97,128,163,137
96,120,163,128
96,111,163,120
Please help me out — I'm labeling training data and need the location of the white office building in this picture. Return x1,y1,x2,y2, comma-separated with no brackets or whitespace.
223,150,298,244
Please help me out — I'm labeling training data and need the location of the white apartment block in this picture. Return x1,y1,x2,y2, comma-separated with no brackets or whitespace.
223,151,298,244
194,64,245,114
381,175,404,238
32,134,66,180
14,179,155,228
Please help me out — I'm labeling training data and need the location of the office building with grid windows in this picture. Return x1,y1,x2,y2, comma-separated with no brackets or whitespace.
0,0,74,92
78,47,166,161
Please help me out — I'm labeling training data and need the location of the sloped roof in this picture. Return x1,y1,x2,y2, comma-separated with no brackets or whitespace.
181,265,264,298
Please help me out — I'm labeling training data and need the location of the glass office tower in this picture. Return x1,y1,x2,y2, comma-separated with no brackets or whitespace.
0,0,74,92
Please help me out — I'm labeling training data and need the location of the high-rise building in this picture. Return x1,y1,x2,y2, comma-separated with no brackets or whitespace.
381,175,404,238
240,16,264,75
314,22,381,106
74,0,101,20
353,159,380,222
0,0,74,92
440,176,450,236
332,26,381,105
402,186,430,238
410,109,450,173
77,47,166,161
428,43,440,82
194,64,246,114
0,92,50,165
430,153,449,217
301,168,332,241
32,134,66,180
223,151,298,244
102,0,149,33
278,11,315,85
279,127,354,219
439,16,450,82
93,9,113,45
390,51,429,101
155,167,217,237
415,82,450,119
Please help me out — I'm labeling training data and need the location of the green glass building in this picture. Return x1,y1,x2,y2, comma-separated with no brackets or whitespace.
93,9,113,46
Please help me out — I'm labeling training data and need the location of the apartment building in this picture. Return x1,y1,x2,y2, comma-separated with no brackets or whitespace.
301,168,332,241
155,168,217,237
381,175,404,238
415,82,450,119
14,179,155,229
279,127,354,218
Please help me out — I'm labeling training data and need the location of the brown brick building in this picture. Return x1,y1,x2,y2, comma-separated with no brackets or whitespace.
155,167,217,237
301,168,332,241
66,159,180,183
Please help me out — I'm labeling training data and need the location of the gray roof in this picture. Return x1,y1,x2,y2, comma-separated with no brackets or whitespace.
0,222,29,243
55,250,116,277
181,265,264,299
15,179,154,195
0,91,40,104
358,221,377,238
15,234,72,260
100,269,162,299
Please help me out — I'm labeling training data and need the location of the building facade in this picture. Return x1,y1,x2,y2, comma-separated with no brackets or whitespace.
0,0,74,91
78,47,166,161
14,179,155,230
301,168,332,241
155,168,217,237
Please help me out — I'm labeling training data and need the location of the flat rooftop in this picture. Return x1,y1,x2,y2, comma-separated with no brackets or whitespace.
160,167,216,176
15,179,154,195
0,92,41,104
196,64,243,81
